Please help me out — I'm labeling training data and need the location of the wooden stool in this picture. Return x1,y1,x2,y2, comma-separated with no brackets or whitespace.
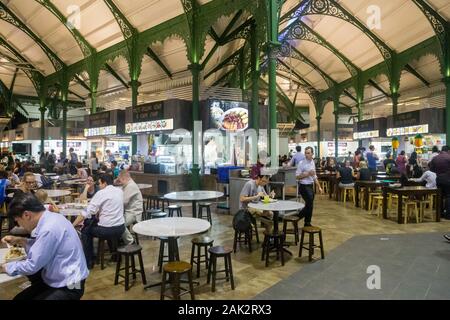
299,226,324,262
198,203,212,224
161,261,195,300
419,199,432,222
114,244,147,291
359,187,366,208
342,187,355,205
319,181,328,193
371,196,384,217
207,246,235,292
97,237,119,270
142,209,167,221
261,231,285,267
368,191,382,210
404,201,420,224
168,205,183,217
190,236,214,278
158,237,180,273
282,215,300,245
233,228,253,253
430,193,437,209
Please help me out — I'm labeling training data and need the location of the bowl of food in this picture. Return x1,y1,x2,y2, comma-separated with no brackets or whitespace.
219,108,248,131
4,246,26,263
210,106,224,129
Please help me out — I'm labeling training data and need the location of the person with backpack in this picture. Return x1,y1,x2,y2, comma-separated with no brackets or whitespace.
239,175,275,232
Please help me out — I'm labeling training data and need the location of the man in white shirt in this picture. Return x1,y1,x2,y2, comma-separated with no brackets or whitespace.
288,146,305,168
72,174,125,269
296,147,323,227
115,170,143,245
412,169,437,189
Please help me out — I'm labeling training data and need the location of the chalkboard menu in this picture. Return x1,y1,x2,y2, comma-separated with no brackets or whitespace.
84,110,125,137
132,102,164,123
357,119,375,132
393,110,420,128
89,111,111,128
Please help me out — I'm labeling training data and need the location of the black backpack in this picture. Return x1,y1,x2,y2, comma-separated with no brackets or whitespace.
40,175,54,189
232,209,253,232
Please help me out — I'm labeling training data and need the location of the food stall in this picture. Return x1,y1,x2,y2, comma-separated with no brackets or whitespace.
126,99,192,194
84,110,131,162
386,108,446,160
353,117,391,158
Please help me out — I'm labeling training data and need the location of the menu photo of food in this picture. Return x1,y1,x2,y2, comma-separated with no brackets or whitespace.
220,108,249,131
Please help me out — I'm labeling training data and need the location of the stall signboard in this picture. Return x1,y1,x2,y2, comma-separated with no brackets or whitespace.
84,126,117,137
84,110,125,137
208,99,249,132
132,102,164,123
393,110,420,128
125,119,174,134
15,129,24,141
353,130,380,139
89,111,111,128
387,124,429,137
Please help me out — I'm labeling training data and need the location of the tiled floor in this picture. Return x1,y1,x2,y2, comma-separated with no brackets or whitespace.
255,232,450,300
1,194,450,300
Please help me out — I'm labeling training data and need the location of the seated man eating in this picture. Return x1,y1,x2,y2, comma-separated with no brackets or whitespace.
239,175,275,232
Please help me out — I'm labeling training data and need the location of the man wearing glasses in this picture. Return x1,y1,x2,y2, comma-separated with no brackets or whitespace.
19,172,38,194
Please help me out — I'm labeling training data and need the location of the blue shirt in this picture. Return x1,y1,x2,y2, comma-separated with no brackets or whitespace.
5,211,89,288
366,151,378,170
289,152,305,167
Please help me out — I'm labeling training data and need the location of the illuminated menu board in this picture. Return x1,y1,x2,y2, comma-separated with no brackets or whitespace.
386,124,429,137
353,130,380,140
84,126,117,137
125,119,173,134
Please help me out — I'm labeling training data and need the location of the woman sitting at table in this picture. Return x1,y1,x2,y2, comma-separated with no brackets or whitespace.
79,176,99,200
356,161,372,181
324,158,337,172
336,160,356,188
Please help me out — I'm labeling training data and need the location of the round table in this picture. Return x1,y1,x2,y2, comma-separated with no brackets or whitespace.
248,200,304,233
45,190,72,198
164,191,224,218
136,184,152,190
63,179,87,185
59,208,85,217
43,173,57,176
133,217,210,289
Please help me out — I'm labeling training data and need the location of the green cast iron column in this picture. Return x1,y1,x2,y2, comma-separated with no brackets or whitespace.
334,99,339,158
190,62,202,190
251,22,260,131
357,101,363,148
60,86,69,159
392,92,399,116
445,77,450,144
90,90,97,114
39,104,46,156
130,80,141,155
267,0,280,167
316,115,321,158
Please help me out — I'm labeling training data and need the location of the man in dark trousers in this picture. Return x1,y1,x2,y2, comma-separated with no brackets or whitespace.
430,146,450,220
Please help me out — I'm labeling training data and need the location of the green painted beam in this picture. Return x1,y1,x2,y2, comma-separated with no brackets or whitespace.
221,18,253,44
103,0,136,38
209,28,221,43
146,48,172,78
211,67,235,87
343,90,358,103
74,75,91,92
0,2,64,71
104,64,130,88
204,48,243,79
405,64,430,87
280,19,360,76
9,68,19,93
368,79,389,97
14,94,85,108
68,90,85,101
276,58,315,89
35,0,95,57
202,10,244,69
